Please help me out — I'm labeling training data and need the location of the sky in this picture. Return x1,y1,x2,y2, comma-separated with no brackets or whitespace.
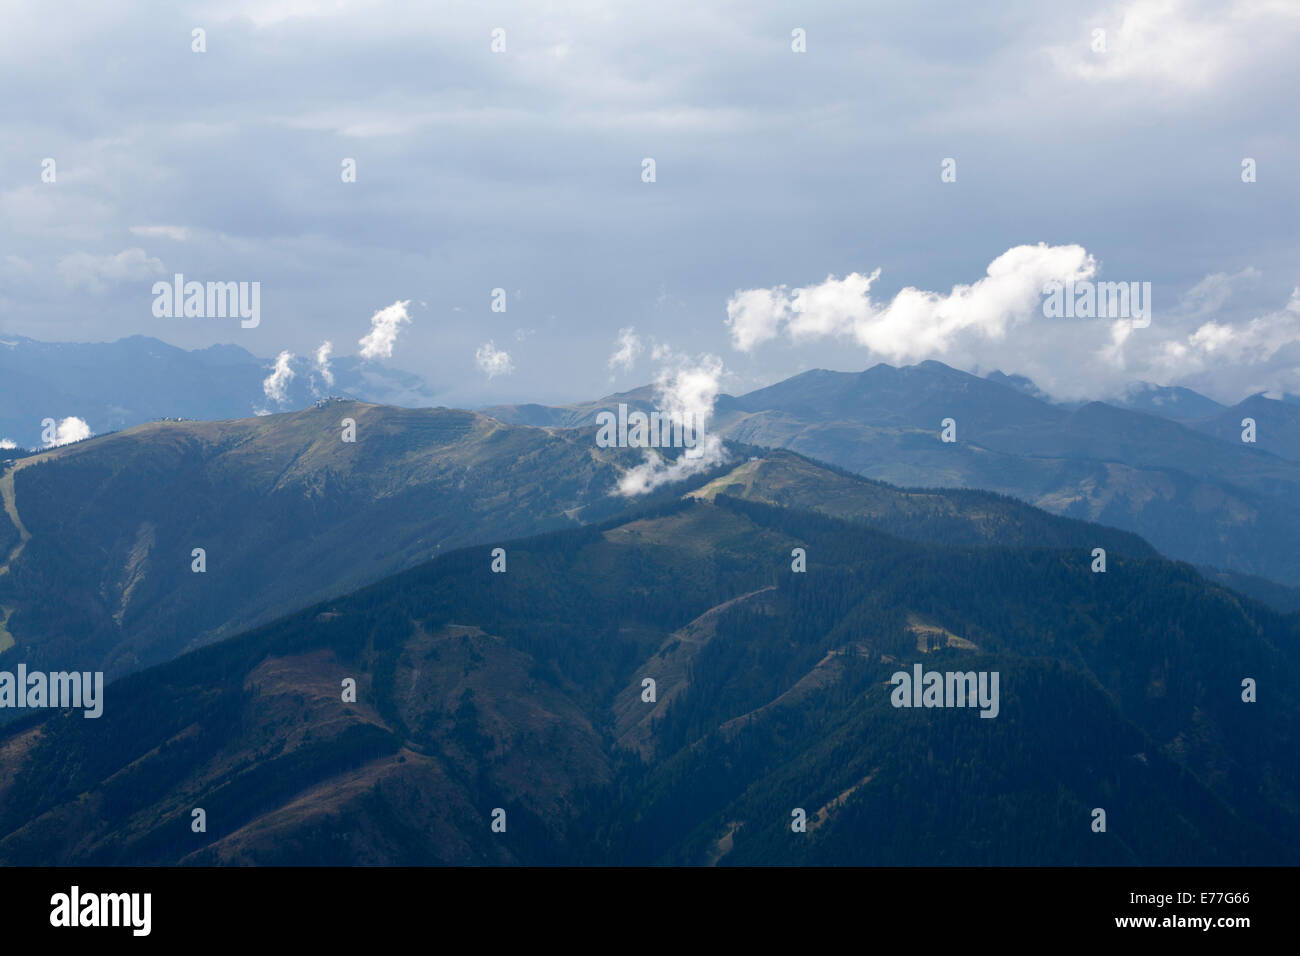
2,0,1298,409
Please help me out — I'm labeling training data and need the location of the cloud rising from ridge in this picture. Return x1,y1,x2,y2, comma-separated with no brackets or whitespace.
43,417,92,448
616,351,728,496
262,350,296,405
608,327,643,375
315,341,334,389
358,300,411,361
475,341,515,378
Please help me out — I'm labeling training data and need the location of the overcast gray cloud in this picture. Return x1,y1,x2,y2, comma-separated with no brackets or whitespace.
1,0,1297,406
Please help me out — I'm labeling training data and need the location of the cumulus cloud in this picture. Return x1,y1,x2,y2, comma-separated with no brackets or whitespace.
726,287,795,352
608,326,643,374
0,438,18,450
358,300,411,360
43,417,92,448
57,247,165,291
1048,0,1300,91
616,351,728,496
727,243,1097,363
729,246,1300,404
262,350,296,405
1053,276,1300,401
315,340,335,389
475,341,515,378
1146,287,1300,390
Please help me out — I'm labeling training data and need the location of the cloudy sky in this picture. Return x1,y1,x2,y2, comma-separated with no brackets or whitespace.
2,0,1298,407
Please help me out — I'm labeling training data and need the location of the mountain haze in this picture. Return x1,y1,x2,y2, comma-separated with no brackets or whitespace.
489,361,1300,588
0,335,438,448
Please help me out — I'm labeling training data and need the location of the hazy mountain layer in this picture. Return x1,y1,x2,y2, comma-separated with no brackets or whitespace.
0,334,437,448
489,361,1300,587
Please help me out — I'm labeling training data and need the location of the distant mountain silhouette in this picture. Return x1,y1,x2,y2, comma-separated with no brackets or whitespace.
0,334,437,448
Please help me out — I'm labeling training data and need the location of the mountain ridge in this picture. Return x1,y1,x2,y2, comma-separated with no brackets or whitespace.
0,400,1183,686
0,493,1293,865
487,360,1300,588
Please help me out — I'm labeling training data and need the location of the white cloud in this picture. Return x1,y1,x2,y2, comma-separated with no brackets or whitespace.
1048,0,1300,91
315,340,334,388
727,243,1097,363
475,341,515,378
262,350,296,405
1185,288,1300,366
617,351,728,496
724,246,1300,403
57,247,165,291
1092,283,1300,399
725,287,789,352
43,417,92,448
358,300,411,360
0,438,18,450
608,326,643,374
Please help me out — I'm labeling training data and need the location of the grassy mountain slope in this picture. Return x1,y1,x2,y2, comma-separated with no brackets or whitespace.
0,401,1173,685
0,400,683,681
686,449,1157,556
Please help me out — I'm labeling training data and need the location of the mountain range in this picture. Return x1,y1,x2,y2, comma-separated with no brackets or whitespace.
0,488,1293,865
0,400,698,681
487,361,1300,593
3,340,1299,865
0,399,1160,686
0,334,438,448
